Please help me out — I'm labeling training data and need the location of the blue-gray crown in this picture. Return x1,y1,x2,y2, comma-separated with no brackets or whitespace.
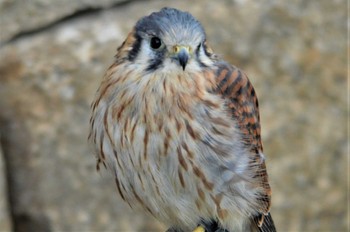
135,8,206,43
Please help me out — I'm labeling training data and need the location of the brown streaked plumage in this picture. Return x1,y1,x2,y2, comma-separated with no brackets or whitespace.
89,7,275,232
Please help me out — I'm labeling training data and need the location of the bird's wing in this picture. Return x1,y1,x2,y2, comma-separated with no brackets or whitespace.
213,61,274,230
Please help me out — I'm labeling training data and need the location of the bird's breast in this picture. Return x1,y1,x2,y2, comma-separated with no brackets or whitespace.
92,68,255,229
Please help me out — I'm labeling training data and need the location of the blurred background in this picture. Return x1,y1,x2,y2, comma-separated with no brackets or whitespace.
0,0,347,231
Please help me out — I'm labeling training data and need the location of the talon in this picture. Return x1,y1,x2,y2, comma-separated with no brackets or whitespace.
193,226,206,232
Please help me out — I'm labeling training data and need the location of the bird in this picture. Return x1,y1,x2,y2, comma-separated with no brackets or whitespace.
89,7,276,232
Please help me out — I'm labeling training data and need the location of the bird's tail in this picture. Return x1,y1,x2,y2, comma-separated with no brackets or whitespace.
249,213,276,232
166,213,276,232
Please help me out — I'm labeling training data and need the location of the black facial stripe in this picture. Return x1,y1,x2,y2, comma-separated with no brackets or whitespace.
195,43,201,57
195,43,208,67
128,33,142,61
203,41,212,57
145,51,165,72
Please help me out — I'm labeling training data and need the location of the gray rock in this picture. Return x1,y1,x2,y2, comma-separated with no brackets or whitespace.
0,142,12,231
0,0,131,44
0,0,346,231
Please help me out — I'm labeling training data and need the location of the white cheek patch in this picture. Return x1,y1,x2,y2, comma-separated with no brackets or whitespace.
136,40,154,65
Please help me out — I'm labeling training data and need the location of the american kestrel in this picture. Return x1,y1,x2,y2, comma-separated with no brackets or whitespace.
89,8,276,232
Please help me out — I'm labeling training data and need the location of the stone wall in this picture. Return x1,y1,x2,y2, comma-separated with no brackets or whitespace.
0,0,347,231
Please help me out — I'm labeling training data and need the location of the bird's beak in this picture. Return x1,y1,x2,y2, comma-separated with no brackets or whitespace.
173,45,191,70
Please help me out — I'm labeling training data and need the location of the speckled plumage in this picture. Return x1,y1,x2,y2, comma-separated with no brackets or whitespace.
89,7,275,232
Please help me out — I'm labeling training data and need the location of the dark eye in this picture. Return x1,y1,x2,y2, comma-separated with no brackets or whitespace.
150,37,162,49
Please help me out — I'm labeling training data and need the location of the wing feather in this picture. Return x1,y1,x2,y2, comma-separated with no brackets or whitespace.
213,62,274,230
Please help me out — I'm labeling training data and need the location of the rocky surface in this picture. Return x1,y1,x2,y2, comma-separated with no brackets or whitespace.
0,143,11,231
0,0,130,44
0,0,347,231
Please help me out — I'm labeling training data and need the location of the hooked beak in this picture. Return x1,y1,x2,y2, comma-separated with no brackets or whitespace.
173,45,191,70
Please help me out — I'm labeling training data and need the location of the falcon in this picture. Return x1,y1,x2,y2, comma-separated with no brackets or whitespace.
89,7,276,232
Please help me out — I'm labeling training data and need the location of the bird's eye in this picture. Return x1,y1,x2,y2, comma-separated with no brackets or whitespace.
150,37,162,49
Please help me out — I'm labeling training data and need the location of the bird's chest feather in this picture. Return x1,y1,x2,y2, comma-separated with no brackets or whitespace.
94,70,256,229
112,77,238,183
110,70,236,173
113,81,234,178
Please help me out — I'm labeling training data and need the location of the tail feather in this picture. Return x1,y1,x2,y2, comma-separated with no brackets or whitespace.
250,213,276,232
166,213,276,232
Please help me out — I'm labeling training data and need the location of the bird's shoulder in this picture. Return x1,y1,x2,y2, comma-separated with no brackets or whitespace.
211,61,262,153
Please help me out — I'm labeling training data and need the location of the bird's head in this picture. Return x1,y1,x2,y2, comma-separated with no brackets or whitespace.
118,8,216,74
